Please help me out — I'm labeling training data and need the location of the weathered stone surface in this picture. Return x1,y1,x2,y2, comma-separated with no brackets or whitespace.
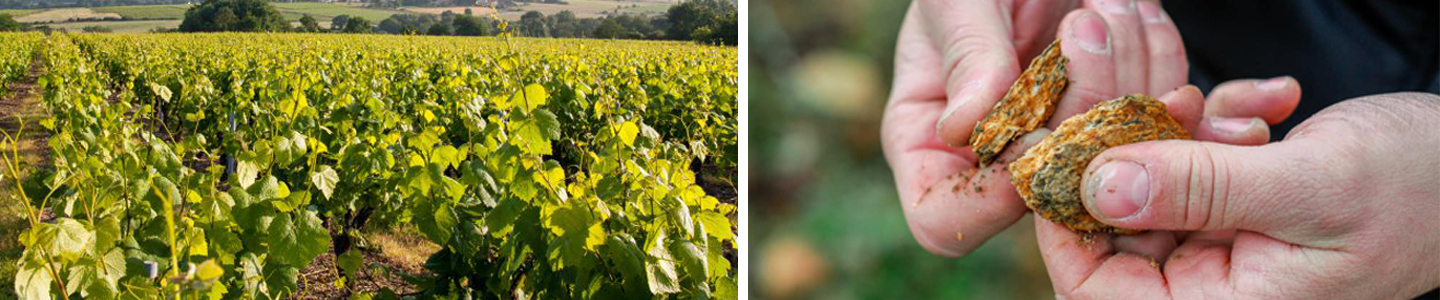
1009,94,1190,233
970,39,1069,166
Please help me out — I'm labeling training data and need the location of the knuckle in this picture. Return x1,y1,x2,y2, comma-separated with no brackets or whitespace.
1179,143,1224,230
1144,30,1185,58
941,30,1016,81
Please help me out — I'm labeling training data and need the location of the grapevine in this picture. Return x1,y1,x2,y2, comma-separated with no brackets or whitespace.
6,32,736,299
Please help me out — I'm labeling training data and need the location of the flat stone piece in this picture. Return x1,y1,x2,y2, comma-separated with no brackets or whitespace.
970,39,1069,166
1009,94,1190,233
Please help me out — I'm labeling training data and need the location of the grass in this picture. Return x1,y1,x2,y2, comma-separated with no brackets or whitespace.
91,4,191,20
48,20,180,33
0,192,27,299
12,8,120,23
0,9,40,17
365,226,441,272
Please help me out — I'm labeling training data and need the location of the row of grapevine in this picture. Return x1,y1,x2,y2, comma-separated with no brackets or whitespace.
0,33,41,96
16,33,737,299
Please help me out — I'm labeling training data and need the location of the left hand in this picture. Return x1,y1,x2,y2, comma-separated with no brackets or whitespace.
1037,91,1440,299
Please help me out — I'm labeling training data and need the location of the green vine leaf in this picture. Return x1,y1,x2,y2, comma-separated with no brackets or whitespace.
310,165,339,200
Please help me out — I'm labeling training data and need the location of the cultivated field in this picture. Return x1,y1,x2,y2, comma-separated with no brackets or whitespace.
12,8,120,23
49,19,181,33
91,4,191,19
0,8,40,16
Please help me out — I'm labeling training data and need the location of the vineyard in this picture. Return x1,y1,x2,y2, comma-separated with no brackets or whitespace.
0,32,737,299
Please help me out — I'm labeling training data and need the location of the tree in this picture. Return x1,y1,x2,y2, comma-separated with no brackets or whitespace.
0,14,27,31
664,0,734,43
212,7,236,28
378,14,437,35
518,10,546,37
331,14,349,31
704,9,735,45
178,0,288,32
426,22,452,35
452,15,486,36
592,18,625,39
297,14,321,32
342,16,372,33
81,25,112,32
549,10,578,38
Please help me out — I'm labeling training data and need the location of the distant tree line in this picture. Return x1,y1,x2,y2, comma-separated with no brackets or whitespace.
178,0,736,45
0,13,26,31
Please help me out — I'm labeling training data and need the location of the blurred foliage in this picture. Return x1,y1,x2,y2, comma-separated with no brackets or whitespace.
748,0,1056,299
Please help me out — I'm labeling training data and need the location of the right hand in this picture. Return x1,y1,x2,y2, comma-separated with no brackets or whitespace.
882,0,1295,257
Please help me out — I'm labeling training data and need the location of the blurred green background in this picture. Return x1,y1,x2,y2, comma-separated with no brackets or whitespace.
747,0,1056,299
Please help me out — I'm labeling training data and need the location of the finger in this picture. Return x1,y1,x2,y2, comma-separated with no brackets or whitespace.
884,6,983,257
1156,85,1275,146
900,127,1053,257
1036,214,1113,294
1085,0,1148,94
1071,253,1172,300
1163,235,1237,299
1048,9,1119,128
1113,230,1178,265
1155,85,1204,134
1078,137,1354,239
1204,76,1302,125
1137,0,1188,95
1011,0,1081,60
1036,216,1172,300
1191,116,1270,146
924,0,1023,147
1181,229,1237,245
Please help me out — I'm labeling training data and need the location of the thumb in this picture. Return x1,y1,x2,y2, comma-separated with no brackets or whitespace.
1079,138,1357,236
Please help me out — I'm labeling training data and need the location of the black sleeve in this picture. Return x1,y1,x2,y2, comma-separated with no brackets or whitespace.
1163,0,1439,139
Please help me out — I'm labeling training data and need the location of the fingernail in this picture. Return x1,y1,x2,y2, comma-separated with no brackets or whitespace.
1257,76,1289,91
935,100,966,136
1138,1,1166,23
1074,14,1110,54
1100,0,1136,14
1208,117,1258,134
1086,161,1149,219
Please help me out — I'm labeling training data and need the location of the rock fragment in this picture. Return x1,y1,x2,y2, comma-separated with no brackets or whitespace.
1009,94,1190,233
970,39,1069,166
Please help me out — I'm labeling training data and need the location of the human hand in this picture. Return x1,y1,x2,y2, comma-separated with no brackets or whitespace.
883,0,1197,257
1037,92,1440,299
